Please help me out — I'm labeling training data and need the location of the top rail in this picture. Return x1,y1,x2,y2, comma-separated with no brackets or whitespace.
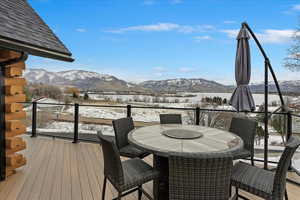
292,113,300,118
20,101,291,115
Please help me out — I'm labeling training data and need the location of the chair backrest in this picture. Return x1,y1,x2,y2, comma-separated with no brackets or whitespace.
229,117,257,152
273,136,300,199
160,114,182,124
112,117,134,149
97,132,124,186
169,153,233,200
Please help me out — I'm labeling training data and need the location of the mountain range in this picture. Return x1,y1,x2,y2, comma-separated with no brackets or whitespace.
24,68,300,94
24,69,145,92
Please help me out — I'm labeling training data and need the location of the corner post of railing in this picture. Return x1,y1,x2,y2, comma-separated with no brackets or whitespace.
127,105,132,118
31,101,37,137
195,107,200,125
73,103,79,143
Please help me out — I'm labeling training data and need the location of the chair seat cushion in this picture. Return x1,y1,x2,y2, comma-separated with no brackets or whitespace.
119,144,150,158
117,158,160,191
232,148,251,160
231,162,274,199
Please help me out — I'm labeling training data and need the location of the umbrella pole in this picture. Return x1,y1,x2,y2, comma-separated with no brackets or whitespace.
242,22,286,170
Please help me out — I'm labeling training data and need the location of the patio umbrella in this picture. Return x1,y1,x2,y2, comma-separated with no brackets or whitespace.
229,26,255,112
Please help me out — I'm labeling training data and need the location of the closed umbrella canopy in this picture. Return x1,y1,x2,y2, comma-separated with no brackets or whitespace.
229,26,255,112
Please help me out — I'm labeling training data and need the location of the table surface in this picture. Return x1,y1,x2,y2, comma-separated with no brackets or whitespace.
128,124,244,157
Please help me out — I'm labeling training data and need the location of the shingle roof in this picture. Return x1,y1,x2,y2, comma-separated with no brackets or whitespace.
0,0,74,62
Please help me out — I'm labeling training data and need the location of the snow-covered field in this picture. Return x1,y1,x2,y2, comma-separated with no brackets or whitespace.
68,105,194,123
89,92,286,106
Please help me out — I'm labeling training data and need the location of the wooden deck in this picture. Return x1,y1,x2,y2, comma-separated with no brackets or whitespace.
0,136,300,200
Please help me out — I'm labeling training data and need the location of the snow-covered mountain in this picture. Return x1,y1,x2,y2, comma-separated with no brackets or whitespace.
24,69,143,92
24,68,300,94
249,80,300,94
140,78,230,93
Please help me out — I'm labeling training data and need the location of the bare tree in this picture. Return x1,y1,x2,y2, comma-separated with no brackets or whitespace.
186,104,236,129
284,25,300,71
271,114,287,145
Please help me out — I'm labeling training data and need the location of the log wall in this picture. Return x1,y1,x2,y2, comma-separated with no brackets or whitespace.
0,50,27,177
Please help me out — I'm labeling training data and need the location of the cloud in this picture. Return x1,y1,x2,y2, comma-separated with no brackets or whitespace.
105,23,215,34
76,28,87,33
221,29,297,44
143,0,155,5
153,66,166,72
178,67,196,73
292,4,300,11
143,0,183,5
194,35,212,41
221,29,239,38
170,0,183,4
153,66,167,76
257,29,296,44
283,4,300,14
223,20,236,24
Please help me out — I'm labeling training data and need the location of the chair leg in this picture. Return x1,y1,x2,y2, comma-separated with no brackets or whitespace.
229,183,232,197
138,186,142,200
236,187,239,200
285,189,288,200
102,177,107,200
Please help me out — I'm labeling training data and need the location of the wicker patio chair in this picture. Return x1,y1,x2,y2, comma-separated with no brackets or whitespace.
97,132,160,200
229,117,257,165
231,136,300,200
169,152,233,200
112,117,150,158
159,114,182,124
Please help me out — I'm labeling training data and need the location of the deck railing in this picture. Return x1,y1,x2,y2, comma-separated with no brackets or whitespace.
22,101,300,185
25,101,297,141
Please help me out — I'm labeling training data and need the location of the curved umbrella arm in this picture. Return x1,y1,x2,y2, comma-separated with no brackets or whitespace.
242,22,285,108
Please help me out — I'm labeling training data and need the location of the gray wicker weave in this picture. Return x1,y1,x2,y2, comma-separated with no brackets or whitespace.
231,136,300,200
159,114,182,124
112,117,150,158
169,152,233,200
229,117,257,165
97,132,160,200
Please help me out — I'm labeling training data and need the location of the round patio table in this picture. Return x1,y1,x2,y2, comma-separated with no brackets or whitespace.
128,124,244,200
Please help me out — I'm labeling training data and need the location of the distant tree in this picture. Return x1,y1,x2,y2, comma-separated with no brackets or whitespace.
255,125,264,145
83,93,89,100
24,85,32,102
256,104,265,123
271,101,278,107
31,84,62,100
284,24,300,71
72,92,79,98
65,87,80,97
222,98,228,105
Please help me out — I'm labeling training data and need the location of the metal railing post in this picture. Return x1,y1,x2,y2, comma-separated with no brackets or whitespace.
73,103,79,143
31,101,37,137
287,112,292,141
127,105,131,118
195,107,200,125
287,112,293,170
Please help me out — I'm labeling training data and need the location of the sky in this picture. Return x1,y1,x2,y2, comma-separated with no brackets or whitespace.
27,0,300,84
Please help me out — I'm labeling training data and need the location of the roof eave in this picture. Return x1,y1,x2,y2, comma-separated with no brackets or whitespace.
0,37,74,62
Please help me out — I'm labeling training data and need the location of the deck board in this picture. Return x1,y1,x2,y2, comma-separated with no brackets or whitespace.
0,135,299,200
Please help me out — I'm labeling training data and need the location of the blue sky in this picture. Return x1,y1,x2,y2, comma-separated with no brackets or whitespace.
27,0,300,84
